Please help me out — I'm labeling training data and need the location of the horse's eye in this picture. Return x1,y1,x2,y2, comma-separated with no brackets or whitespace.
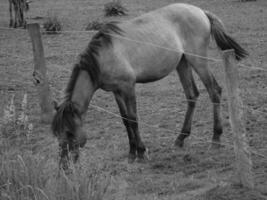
66,131,75,139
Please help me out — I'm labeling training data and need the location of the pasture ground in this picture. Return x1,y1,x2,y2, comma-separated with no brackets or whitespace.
0,0,267,199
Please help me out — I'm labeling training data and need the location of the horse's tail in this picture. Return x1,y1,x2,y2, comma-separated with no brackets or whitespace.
205,11,248,60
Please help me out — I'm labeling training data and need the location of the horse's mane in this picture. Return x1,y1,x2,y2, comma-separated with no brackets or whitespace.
51,22,123,136
65,22,123,101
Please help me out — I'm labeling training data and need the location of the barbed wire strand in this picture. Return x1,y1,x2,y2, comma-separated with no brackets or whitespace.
89,103,241,148
0,52,79,67
1,56,265,118
0,26,220,62
2,51,265,118
237,63,267,72
89,104,232,145
2,54,266,117
1,26,267,160
89,103,267,161
1,26,267,72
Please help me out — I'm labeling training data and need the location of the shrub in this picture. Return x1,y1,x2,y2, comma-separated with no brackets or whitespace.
43,15,62,34
85,20,105,31
104,0,127,16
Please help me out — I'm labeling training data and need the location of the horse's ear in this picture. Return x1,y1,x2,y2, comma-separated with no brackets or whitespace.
52,100,59,111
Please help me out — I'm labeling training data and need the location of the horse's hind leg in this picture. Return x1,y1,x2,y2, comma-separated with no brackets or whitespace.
188,55,223,147
114,86,146,162
175,56,199,147
14,3,19,28
9,0,14,27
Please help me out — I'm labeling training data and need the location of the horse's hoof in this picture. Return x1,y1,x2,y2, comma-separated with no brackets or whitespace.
136,157,147,163
136,156,148,163
128,154,136,163
210,139,222,149
174,138,184,148
136,148,150,163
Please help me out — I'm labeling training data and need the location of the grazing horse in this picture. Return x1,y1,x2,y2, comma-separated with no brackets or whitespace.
9,0,30,28
52,3,248,169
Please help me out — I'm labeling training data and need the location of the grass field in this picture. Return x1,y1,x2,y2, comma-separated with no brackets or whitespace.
0,0,267,199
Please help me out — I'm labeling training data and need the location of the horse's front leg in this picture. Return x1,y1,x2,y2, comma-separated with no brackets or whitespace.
114,86,147,162
114,92,137,163
124,89,147,161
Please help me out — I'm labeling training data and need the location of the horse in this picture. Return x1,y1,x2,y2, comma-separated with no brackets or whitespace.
51,3,248,169
9,0,30,28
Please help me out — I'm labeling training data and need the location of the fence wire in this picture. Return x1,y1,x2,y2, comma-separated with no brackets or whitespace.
1,25,267,163
1,26,267,72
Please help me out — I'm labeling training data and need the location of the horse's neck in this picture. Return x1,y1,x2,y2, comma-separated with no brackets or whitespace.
71,70,96,114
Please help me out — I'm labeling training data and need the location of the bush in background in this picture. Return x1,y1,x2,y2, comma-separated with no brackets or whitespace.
104,0,127,16
43,15,62,34
85,20,105,31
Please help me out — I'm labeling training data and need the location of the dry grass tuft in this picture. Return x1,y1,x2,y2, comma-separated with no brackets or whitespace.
0,93,110,200
85,20,105,31
0,149,111,200
0,135,111,200
43,14,62,34
104,0,127,16
1,93,32,139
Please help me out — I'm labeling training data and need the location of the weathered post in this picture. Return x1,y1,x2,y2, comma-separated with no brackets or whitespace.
222,49,254,188
27,23,53,123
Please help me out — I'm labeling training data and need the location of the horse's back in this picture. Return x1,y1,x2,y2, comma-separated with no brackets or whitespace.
98,4,211,89
122,3,210,42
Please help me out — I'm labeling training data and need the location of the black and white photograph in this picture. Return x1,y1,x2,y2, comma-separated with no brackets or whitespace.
0,0,266,199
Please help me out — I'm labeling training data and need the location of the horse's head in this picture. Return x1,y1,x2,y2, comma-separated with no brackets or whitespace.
51,101,87,170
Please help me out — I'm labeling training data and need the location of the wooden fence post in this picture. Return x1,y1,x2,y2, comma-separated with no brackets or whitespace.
222,49,254,188
27,23,53,123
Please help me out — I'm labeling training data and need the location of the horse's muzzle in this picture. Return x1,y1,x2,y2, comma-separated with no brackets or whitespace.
77,130,87,148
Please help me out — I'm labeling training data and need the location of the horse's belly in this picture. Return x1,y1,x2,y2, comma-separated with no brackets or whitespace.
119,26,184,83
133,48,182,83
